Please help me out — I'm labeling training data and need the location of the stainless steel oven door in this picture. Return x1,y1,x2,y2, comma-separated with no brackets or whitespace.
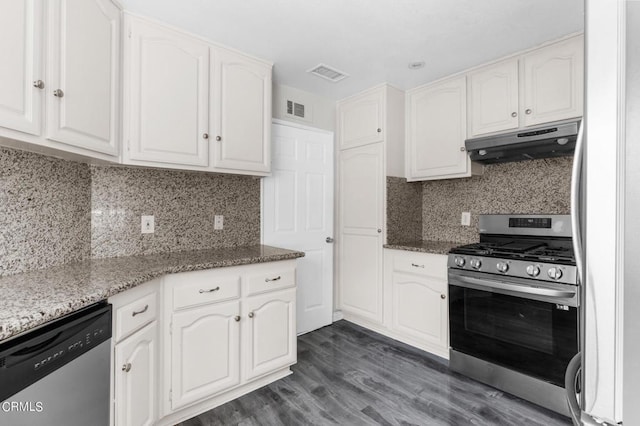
449,269,579,387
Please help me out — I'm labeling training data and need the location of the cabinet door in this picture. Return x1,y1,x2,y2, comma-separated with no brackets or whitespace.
46,0,120,155
391,272,448,350
114,321,157,426
243,288,296,381
338,144,384,323
171,300,240,410
126,17,209,166
468,59,519,136
407,76,468,180
0,0,43,135
522,36,584,126
211,48,271,173
338,89,384,150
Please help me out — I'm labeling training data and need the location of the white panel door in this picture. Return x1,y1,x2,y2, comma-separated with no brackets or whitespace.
114,321,157,426
407,76,468,180
243,288,296,381
171,300,240,410
263,122,334,335
126,16,209,166
212,48,271,173
0,0,43,135
392,273,448,350
522,36,584,127
338,143,384,323
46,0,120,155
468,59,519,136
338,89,384,150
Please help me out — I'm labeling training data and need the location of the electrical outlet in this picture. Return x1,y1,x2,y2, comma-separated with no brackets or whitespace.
141,215,155,234
461,212,471,226
214,215,224,230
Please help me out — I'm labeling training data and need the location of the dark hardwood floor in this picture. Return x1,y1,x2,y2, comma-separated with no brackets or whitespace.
178,320,571,426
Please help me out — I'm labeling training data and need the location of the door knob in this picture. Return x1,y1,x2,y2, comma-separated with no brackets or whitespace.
326,237,334,243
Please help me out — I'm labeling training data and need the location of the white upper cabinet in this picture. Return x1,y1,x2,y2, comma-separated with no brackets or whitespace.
123,15,272,175
0,0,43,136
469,35,584,137
46,0,120,155
406,76,470,181
125,16,210,167
338,89,385,150
522,35,584,127
211,48,271,174
0,0,121,159
468,59,519,137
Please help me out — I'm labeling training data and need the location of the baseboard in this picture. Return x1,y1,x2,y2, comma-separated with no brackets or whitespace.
332,310,344,322
157,368,293,426
342,313,449,360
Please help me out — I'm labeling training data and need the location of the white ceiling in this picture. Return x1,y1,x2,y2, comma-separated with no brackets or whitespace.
121,0,584,100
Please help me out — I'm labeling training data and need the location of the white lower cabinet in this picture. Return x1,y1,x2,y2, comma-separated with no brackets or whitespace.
170,300,241,410
114,321,158,426
383,249,449,358
243,288,296,381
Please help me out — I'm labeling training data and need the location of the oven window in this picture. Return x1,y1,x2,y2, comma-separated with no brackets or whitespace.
464,294,554,354
450,284,578,386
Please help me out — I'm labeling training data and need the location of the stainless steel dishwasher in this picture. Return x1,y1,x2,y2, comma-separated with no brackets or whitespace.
0,302,112,426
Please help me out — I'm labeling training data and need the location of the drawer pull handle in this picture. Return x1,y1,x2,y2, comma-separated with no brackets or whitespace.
199,286,220,294
122,363,132,372
411,263,425,268
131,305,149,317
265,276,281,282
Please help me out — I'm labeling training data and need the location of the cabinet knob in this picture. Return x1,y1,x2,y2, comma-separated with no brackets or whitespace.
122,363,132,372
511,112,517,117
248,312,254,318
376,128,382,133
234,315,241,322
216,136,222,141
326,237,334,243
203,133,209,139
33,80,45,89
53,89,64,98
459,147,465,152
525,109,532,115
377,229,382,233
441,294,446,299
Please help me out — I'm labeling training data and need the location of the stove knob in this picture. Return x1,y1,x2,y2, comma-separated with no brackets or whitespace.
548,267,563,280
496,262,509,273
470,259,482,269
526,265,541,277
454,256,466,267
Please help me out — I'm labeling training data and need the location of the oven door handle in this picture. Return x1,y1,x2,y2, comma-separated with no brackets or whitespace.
451,275,577,300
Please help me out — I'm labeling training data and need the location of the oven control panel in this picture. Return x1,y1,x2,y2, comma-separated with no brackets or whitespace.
448,255,577,285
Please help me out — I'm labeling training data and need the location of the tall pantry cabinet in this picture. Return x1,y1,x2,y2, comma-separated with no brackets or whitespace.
336,84,404,326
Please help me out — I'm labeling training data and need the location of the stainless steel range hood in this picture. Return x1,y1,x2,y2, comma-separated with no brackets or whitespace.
465,119,581,164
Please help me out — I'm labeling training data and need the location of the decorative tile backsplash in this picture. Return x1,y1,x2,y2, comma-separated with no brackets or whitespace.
421,157,573,244
386,177,422,244
0,147,91,276
90,166,260,258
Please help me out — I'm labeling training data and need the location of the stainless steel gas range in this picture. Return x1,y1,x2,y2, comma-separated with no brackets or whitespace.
447,214,578,417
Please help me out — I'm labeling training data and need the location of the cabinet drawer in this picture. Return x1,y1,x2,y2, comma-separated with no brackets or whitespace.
115,291,158,342
392,252,447,280
171,273,240,310
245,268,295,296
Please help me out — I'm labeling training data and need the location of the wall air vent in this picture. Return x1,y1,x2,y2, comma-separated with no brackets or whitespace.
287,100,305,118
307,63,349,82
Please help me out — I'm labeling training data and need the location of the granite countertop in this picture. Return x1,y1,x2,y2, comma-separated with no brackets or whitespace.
384,240,461,255
0,245,304,343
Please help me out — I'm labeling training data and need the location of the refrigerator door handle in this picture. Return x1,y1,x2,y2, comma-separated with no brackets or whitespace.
571,120,585,284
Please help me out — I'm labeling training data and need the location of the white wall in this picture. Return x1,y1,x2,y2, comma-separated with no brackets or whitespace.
272,84,335,131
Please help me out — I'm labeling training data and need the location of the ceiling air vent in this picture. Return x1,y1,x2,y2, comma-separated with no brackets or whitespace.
307,63,349,82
